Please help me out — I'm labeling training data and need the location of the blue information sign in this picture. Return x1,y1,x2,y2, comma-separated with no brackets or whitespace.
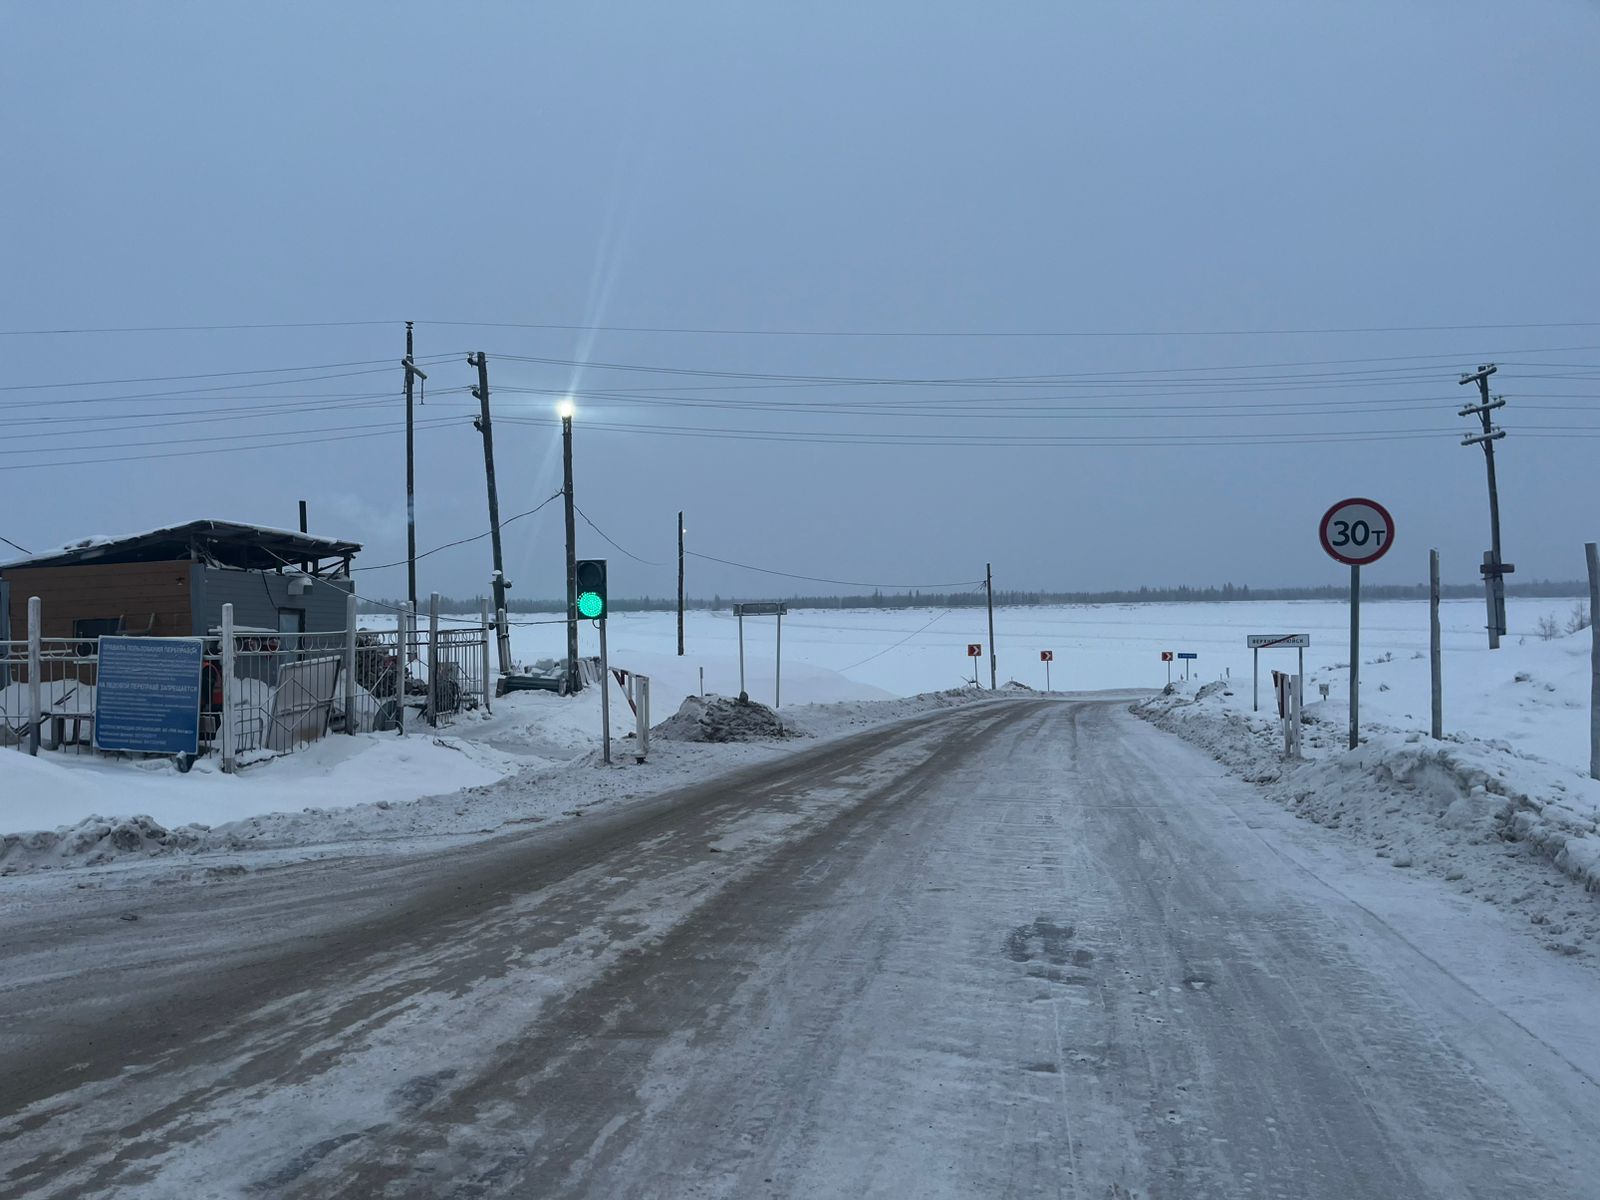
1176,652,1198,660
94,636,204,755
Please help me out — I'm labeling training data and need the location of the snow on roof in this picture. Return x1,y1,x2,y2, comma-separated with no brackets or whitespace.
0,519,361,571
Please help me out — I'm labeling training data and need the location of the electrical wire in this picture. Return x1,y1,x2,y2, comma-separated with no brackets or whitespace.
0,354,455,393
350,492,564,571
836,609,953,673
685,549,983,590
431,319,1600,339
0,421,449,473
572,504,671,566
4,318,1599,338
0,534,30,555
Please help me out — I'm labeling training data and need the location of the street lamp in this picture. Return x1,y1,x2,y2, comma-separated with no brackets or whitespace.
561,399,578,691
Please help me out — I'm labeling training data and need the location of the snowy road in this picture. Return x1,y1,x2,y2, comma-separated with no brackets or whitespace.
3,698,1599,1198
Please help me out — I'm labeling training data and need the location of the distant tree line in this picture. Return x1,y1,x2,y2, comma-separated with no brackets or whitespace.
361,578,1590,616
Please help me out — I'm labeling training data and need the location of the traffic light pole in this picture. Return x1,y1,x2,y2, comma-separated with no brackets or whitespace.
599,616,611,765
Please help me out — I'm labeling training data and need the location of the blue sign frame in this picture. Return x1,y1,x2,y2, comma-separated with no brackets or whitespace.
1176,652,1198,660
94,636,204,755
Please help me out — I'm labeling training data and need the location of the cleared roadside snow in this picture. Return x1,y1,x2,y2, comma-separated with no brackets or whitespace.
1135,625,1600,958
0,687,984,875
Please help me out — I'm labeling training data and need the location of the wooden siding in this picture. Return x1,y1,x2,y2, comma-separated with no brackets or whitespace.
2,562,193,641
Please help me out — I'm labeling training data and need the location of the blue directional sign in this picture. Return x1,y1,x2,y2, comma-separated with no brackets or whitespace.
94,637,204,755
1176,652,1198,660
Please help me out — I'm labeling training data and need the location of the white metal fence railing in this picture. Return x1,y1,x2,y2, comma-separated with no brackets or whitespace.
3,594,490,767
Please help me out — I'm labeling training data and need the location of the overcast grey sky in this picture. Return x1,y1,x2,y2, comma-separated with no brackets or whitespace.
3,2,1596,601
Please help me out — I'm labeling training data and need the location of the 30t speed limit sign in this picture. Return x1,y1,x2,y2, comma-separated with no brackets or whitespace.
1319,497,1395,566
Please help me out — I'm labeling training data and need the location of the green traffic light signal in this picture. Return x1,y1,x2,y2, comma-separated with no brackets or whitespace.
575,558,607,619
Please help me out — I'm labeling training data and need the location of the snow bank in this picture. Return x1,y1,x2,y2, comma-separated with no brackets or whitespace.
1135,679,1600,956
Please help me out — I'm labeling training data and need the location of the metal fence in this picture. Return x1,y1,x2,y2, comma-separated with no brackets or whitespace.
4,596,490,767
1,637,97,753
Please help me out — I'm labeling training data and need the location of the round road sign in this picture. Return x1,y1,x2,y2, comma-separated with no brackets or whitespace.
1319,497,1395,566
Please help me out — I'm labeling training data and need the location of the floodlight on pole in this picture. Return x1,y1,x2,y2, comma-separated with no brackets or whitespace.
558,398,576,420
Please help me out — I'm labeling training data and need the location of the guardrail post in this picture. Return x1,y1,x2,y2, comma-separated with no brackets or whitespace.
220,602,237,772
26,596,41,756
427,592,440,727
344,592,358,735
480,598,492,714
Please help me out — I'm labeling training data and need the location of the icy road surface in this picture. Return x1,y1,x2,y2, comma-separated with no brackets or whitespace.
3,698,1599,1198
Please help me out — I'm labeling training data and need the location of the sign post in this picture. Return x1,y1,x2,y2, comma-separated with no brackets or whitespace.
93,635,204,758
734,603,787,707
1040,649,1053,692
1247,634,1310,713
967,642,982,686
1161,650,1174,685
1177,651,1197,681
1320,497,1395,750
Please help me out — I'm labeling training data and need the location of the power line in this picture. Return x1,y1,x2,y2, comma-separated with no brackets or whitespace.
837,609,953,673
572,504,671,566
350,492,564,571
4,317,1598,338
0,534,29,555
0,414,459,458
0,420,456,473
431,319,1600,339
0,320,399,337
685,549,983,590
0,354,456,393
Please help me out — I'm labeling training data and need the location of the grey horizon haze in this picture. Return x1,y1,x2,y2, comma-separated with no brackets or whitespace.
3,2,1597,605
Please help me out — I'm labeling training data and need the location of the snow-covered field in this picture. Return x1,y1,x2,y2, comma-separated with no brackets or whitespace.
2,596,1594,879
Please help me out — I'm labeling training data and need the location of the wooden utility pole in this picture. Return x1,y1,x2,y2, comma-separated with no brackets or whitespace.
677,511,685,656
401,322,428,615
299,499,309,571
469,352,511,676
1459,364,1510,647
1430,548,1442,740
1588,541,1598,781
562,406,580,693
986,563,997,690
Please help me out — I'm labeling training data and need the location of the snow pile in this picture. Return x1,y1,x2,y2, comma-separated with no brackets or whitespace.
653,694,800,743
1135,681,1600,955
1,813,205,872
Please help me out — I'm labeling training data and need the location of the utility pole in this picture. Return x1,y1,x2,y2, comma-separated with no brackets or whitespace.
561,402,580,693
469,352,511,676
1459,363,1512,648
1430,548,1442,740
401,322,428,615
677,511,685,656
986,563,997,690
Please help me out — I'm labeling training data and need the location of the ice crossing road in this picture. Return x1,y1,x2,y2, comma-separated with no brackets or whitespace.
3,698,1599,1198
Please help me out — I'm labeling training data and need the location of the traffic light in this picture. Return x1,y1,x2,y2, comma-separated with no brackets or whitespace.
575,558,608,619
